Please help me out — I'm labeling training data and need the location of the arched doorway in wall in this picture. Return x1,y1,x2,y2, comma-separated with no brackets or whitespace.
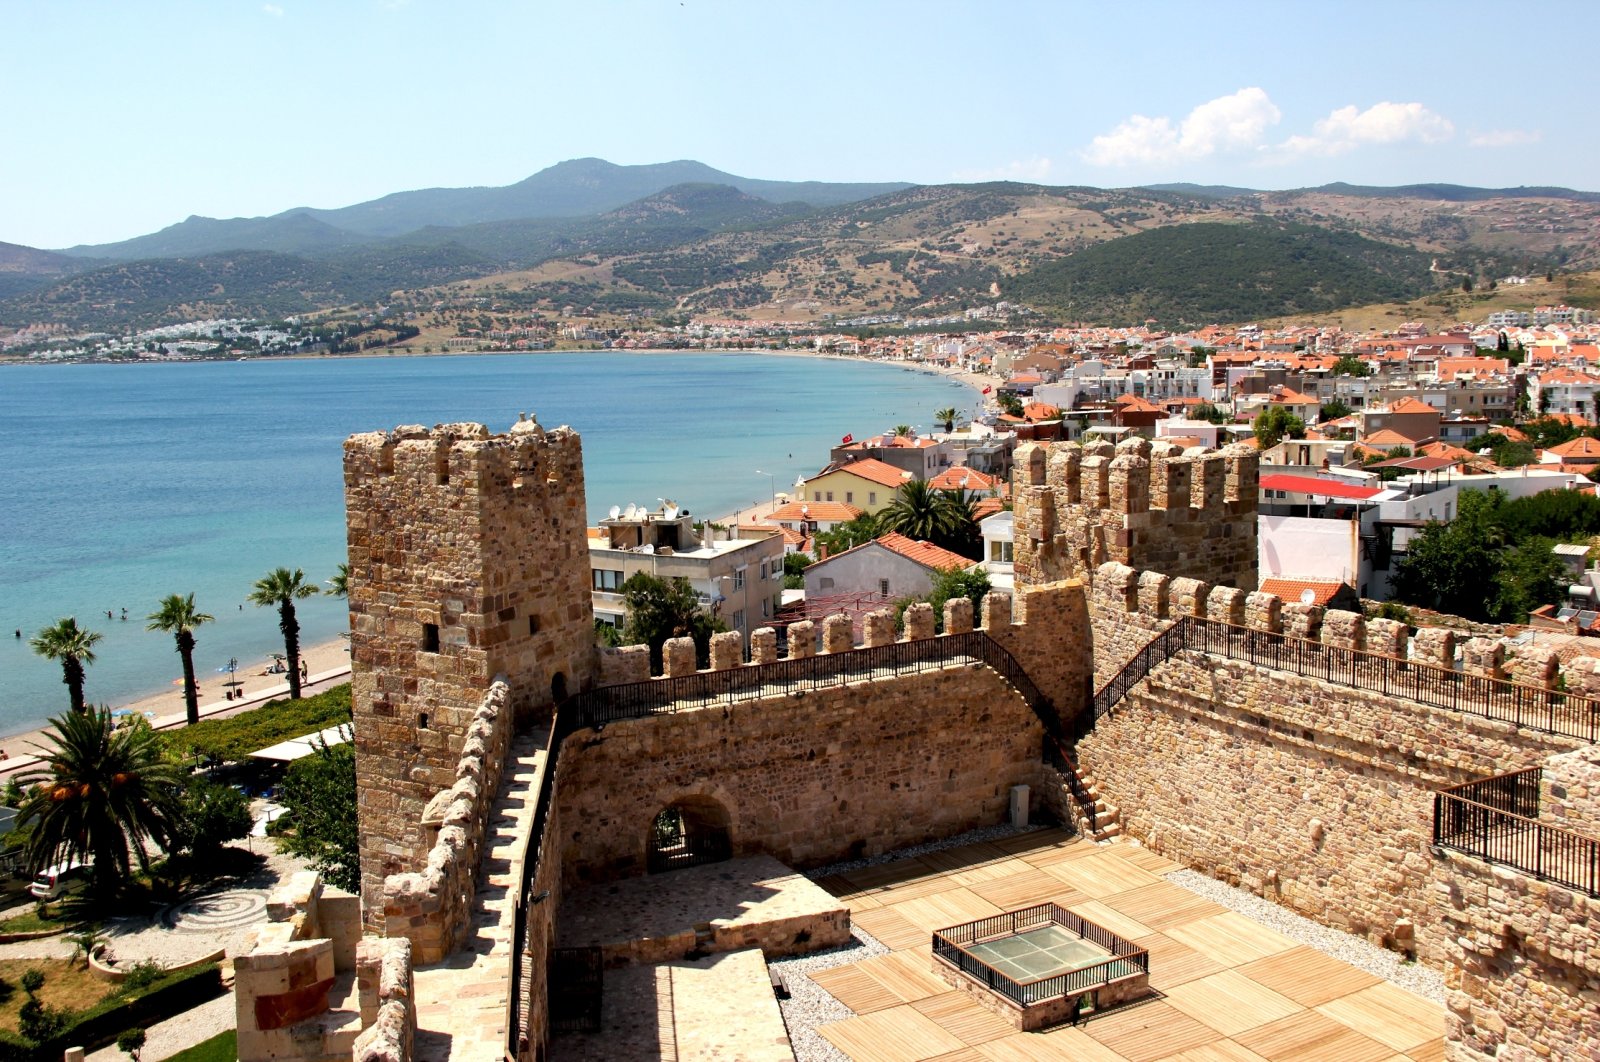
551,671,568,703
647,795,733,873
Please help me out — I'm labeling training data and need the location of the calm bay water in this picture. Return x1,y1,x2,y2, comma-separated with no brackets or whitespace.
0,351,973,737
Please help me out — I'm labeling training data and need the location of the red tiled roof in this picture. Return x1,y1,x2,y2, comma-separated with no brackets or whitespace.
1362,428,1424,447
1259,578,1352,607
1260,474,1384,500
873,532,973,572
1387,397,1438,414
810,458,911,489
1547,436,1600,459
928,467,1000,491
769,501,865,522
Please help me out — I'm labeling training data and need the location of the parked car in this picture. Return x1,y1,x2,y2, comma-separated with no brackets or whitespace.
30,860,89,900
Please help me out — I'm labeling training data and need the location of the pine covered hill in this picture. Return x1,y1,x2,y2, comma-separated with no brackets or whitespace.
1008,220,1437,328
6,165,1600,332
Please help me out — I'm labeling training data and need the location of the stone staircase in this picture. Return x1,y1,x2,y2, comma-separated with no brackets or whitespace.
411,731,549,1061
1057,749,1121,841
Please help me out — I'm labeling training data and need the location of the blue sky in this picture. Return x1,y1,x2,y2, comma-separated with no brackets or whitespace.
3,0,1594,249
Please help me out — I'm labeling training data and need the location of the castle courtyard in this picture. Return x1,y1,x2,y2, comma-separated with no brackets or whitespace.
543,829,1445,1062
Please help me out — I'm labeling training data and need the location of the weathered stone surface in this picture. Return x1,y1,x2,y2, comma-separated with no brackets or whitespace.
903,602,935,641
822,613,853,654
665,636,698,678
709,630,743,672
862,609,895,648
749,627,777,665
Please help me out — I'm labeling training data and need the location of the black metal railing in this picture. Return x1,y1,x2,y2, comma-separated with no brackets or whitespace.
547,946,603,1033
1433,768,1600,898
932,902,1149,1009
506,628,1063,1057
1083,616,1600,743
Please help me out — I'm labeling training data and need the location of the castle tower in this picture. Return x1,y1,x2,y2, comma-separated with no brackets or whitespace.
343,418,596,915
1011,437,1258,590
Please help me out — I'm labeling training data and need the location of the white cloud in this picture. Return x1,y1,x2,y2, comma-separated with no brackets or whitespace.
952,157,1053,183
262,3,284,16
1468,128,1542,149
1083,88,1281,167
1278,101,1454,157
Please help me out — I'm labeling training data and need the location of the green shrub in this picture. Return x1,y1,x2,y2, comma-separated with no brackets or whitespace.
163,684,351,763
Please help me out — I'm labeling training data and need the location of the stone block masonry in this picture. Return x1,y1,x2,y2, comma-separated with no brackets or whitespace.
1011,437,1258,592
344,418,598,925
1080,563,1586,967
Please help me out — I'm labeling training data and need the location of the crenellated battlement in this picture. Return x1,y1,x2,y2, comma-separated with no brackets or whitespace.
344,416,598,930
1013,438,1257,591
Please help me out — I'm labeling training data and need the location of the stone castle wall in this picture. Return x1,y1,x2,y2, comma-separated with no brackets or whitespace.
1434,842,1600,1060
556,663,1045,885
1011,437,1258,592
380,679,513,964
1079,564,1584,963
344,419,597,921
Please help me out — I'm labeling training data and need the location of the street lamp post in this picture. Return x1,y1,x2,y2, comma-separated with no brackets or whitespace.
755,469,777,513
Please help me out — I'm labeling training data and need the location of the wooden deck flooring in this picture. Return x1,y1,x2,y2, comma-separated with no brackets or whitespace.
814,834,1444,1062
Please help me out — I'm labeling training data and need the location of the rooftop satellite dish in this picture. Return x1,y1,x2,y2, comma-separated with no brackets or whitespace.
663,506,679,520
623,504,638,520
1300,588,1316,606
608,505,621,520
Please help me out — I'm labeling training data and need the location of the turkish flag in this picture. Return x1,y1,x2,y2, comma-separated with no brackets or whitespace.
982,386,992,394
841,433,854,444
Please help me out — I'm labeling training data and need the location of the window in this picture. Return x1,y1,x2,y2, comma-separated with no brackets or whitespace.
761,598,769,617
732,609,745,630
820,577,835,590
869,491,877,505
879,579,890,598
592,569,624,591
422,622,440,653
528,615,539,636
846,491,854,504
989,541,1013,563
733,569,745,590
826,491,834,501
813,491,821,502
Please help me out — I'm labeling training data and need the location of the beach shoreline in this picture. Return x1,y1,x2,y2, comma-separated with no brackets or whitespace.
0,637,353,769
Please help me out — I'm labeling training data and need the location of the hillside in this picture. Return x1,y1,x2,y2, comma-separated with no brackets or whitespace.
0,241,97,300
7,172,1600,332
1007,220,1438,327
57,158,911,260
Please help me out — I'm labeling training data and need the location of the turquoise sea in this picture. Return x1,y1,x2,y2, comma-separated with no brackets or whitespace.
0,351,974,737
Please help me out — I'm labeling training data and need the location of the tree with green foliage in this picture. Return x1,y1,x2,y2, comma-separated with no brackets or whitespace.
1464,432,1535,468
249,568,319,700
1521,416,1581,451
1330,356,1371,378
169,779,253,857
880,480,956,544
277,740,358,891
1191,402,1229,425
1252,406,1305,451
30,618,102,715
782,552,811,590
997,392,1024,417
326,563,350,599
893,424,912,437
814,514,880,558
146,594,214,726
1319,398,1353,422
117,1027,147,1062
16,711,182,900
1388,488,1572,622
935,407,957,433
619,572,726,674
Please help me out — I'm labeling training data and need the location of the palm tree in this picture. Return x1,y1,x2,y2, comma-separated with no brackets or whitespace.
30,618,102,714
938,489,984,560
893,424,913,438
935,407,957,433
17,709,183,900
879,480,956,543
146,594,214,726
250,568,319,700
326,563,350,599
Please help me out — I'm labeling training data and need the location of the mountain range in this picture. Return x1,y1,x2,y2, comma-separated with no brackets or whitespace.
4,159,1598,333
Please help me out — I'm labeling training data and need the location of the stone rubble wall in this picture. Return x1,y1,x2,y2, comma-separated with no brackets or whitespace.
345,419,598,927
551,585,1089,887
1012,438,1258,594
1433,846,1600,1061
1540,736,1600,839
353,938,415,1062
233,873,373,1062
381,679,513,964
1080,563,1584,966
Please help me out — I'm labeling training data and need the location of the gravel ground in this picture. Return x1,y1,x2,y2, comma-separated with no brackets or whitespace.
1164,867,1447,1003
84,993,234,1062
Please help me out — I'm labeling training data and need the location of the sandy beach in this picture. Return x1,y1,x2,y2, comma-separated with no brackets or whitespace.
0,637,352,777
